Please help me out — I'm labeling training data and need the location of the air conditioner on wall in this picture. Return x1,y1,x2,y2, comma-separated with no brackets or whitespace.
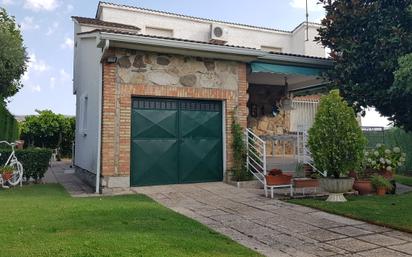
210,24,228,44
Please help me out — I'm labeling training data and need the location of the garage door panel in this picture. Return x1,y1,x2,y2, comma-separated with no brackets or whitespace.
179,138,222,183
132,109,178,139
180,111,222,138
131,139,179,186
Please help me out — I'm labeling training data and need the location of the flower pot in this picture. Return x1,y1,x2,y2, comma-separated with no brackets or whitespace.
2,172,13,181
376,187,386,196
319,177,354,202
353,180,373,195
293,178,319,188
265,174,292,186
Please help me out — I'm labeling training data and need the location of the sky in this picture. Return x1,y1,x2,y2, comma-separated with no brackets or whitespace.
1,0,390,126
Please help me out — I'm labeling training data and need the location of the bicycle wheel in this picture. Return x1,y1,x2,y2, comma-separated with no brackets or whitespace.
7,161,23,187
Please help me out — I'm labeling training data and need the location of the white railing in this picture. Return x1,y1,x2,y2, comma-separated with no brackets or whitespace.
245,128,266,185
297,128,327,177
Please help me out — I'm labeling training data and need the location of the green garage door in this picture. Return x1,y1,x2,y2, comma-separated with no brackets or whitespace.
131,98,223,186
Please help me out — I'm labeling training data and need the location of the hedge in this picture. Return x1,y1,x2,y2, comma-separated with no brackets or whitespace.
0,148,52,181
0,104,19,142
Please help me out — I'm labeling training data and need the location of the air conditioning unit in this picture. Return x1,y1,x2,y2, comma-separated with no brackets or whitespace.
210,24,228,44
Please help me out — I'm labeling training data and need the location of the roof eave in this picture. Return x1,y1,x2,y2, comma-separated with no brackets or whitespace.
90,30,332,66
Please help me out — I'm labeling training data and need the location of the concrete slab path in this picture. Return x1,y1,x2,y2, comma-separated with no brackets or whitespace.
132,183,412,257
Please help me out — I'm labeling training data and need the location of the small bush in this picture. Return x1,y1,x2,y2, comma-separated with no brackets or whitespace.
0,148,52,181
308,90,367,178
231,120,252,181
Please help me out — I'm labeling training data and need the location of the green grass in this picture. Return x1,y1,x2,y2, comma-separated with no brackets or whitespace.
0,184,261,257
289,193,412,233
395,174,412,186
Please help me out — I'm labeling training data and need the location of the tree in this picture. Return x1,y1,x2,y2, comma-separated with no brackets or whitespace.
0,8,28,101
393,53,412,93
317,0,412,130
308,90,366,178
20,110,75,158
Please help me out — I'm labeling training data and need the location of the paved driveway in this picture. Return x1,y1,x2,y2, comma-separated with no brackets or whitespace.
132,182,412,257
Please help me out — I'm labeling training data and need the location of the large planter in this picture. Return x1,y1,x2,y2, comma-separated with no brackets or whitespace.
353,180,373,195
319,177,354,202
265,174,292,186
293,178,319,188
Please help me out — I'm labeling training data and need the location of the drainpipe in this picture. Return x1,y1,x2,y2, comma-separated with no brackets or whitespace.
96,39,110,194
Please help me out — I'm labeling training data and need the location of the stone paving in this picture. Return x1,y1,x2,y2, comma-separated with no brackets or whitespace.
44,162,412,256
44,160,95,196
132,183,412,257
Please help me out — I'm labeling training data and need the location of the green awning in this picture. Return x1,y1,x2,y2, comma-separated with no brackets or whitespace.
251,62,325,76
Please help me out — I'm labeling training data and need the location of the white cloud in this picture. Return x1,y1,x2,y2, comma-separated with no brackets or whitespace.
24,0,59,11
59,69,71,81
30,84,41,92
20,17,40,31
46,22,59,36
50,77,56,89
22,53,50,82
65,4,74,13
60,37,74,49
290,0,323,12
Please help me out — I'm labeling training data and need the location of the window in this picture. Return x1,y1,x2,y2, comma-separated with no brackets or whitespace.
80,94,88,135
261,46,282,53
145,26,173,37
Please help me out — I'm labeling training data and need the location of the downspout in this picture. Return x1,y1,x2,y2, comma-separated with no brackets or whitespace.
96,38,110,194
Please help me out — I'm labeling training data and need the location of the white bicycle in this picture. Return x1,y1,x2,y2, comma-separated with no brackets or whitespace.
0,141,23,188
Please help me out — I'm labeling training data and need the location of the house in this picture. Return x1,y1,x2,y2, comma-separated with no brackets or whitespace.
72,1,333,193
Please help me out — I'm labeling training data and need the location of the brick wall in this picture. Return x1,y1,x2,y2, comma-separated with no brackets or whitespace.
101,58,248,186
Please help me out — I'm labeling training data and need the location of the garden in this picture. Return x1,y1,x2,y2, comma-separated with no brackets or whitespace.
287,89,412,232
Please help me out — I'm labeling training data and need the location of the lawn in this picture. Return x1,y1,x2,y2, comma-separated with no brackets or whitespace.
0,184,261,257
289,193,412,233
395,174,412,186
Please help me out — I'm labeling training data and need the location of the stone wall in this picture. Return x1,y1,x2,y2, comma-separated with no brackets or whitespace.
115,49,239,90
248,113,294,156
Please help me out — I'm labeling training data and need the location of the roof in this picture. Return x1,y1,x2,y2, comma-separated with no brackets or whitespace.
78,28,331,61
72,16,141,31
96,1,321,34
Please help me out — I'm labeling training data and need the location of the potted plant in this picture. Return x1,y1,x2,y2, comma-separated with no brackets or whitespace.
364,144,406,194
353,168,374,195
1,166,14,181
308,90,367,202
265,169,292,185
371,175,393,196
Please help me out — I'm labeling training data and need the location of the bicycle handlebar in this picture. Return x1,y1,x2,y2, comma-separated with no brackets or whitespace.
0,141,16,147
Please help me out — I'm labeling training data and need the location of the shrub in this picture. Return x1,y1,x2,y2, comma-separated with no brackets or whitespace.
0,148,52,181
364,144,406,173
308,90,367,178
0,104,19,142
371,175,393,190
230,120,252,181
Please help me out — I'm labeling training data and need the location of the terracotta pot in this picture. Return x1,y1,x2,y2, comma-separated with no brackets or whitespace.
265,174,292,186
319,177,354,202
2,172,13,181
376,187,386,196
294,178,319,188
353,180,373,195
